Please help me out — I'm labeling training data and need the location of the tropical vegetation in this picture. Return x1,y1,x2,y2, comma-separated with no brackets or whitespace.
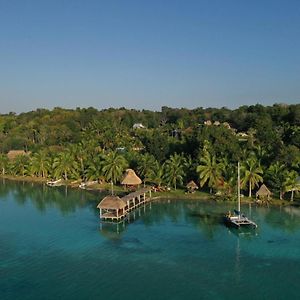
0,104,299,201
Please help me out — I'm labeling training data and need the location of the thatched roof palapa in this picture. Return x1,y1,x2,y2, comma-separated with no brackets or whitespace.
186,180,198,190
256,184,271,198
7,150,30,160
121,169,142,185
97,196,127,210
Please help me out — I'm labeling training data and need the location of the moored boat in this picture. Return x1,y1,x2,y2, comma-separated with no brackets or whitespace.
224,162,257,229
46,179,62,187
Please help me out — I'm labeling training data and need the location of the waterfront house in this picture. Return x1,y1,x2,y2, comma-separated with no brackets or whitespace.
121,169,142,189
186,180,198,193
97,195,128,220
7,150,30,160
97,187,152,221
256,184,272,202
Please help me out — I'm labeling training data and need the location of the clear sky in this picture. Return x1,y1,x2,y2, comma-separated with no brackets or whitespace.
0,0,299,113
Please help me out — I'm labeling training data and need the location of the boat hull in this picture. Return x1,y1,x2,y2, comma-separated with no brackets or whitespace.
223,215,257,229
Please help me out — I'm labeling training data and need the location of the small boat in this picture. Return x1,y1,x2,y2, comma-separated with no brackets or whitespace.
79,180,98,189
46,179,62,187
224,162,257,229
224,210,257,228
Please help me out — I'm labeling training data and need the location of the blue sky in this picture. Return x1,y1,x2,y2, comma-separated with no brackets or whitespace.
0,0,299,113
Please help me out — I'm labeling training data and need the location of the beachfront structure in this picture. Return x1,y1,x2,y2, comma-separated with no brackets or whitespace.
186,180,198,193
256,184,272,201
97,196,128,221
7,150,30,160
121,169,142,188
97,187,152,221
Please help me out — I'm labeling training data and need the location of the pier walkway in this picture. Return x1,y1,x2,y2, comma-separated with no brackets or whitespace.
97,187,152,222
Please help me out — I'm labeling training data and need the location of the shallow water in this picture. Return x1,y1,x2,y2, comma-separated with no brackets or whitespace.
1,180,300,299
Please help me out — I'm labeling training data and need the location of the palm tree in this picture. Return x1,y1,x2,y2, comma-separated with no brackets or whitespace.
254,145,267,164
102,151,128,184
0,154,9,175
184,155,198,184
137,153,157,185
241,157,263,198
164,154,186,190
30,150,51,178
265,162,287,200
84,154,105,181
196,149,223,193
148,161,164,187
68,143,93,180
12,155,30,176
283,170,300,201
219,158,236,197
53,151,78,180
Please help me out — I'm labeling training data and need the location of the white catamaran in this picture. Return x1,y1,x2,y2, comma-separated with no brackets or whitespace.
224,162,257,229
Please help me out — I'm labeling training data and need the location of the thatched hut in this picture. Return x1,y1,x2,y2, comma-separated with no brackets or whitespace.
186,180,198,193
256,184,271,200
97,195,128,220
121,169,142,188
7,150,30,160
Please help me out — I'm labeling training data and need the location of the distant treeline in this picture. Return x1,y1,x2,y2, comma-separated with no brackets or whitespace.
0,104,299,200
0,104,299,152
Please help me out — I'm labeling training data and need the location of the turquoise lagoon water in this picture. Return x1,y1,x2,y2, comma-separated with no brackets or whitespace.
1,180,300,300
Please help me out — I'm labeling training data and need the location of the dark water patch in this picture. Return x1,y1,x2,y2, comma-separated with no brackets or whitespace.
189,211,224,219
267,237,288,244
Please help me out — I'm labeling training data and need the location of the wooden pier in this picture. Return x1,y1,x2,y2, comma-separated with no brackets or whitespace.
97,187,152,222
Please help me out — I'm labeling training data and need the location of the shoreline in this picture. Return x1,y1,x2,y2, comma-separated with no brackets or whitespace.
0,175,294,207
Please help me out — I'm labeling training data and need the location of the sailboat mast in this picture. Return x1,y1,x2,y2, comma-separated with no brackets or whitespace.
238,161,241,216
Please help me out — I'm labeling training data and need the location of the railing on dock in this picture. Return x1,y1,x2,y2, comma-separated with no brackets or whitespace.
97,187,152,222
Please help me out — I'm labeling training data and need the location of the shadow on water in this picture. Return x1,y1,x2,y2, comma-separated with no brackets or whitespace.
99,204,153,240
98,199,255,241
3,180,300,241
0,179,106,216
264,205,300,233
185,202,225,239
99,199,230,240
185,201,263,239
99,222,127,240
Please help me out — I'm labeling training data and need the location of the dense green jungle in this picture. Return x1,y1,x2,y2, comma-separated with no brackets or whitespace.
0,104,299,201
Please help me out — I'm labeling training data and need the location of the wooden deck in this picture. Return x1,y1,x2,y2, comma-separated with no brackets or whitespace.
101,212,119,221
225,215,257,228
98,187,152,222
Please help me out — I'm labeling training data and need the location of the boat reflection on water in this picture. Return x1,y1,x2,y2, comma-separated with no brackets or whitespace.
226,225,259,239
